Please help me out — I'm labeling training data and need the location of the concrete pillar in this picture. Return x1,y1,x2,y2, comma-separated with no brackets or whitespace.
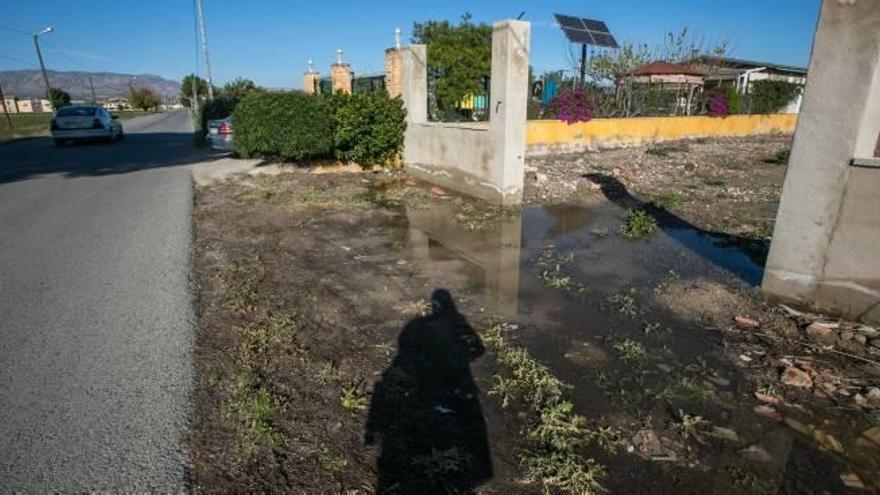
385,48,403,98
488,20,530,205
763,0,880,321
302,72,319,95
330,64,352,94
401,44,427,123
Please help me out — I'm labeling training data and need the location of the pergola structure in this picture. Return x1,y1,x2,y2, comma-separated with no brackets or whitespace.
618,61,705,116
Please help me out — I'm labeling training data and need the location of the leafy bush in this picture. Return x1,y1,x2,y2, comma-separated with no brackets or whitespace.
233,91,336,161
620,209,658,238
748,80,801,114
334,92,407,166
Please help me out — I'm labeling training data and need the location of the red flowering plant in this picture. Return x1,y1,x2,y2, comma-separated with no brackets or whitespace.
549,88,599,124
708,89,729,117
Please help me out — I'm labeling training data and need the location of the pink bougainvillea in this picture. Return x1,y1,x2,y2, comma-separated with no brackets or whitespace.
551,88,599,125
708,89,729,118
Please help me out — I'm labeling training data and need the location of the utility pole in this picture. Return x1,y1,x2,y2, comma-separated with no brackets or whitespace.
89,77,97,104
0,68,14,131
33,27,54,101
195,0,214,100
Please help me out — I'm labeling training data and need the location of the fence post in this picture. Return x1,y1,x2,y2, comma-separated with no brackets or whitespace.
401,44,427,124
488,20,530,205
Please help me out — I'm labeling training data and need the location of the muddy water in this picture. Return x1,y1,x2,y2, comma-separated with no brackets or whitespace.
396,199,873,493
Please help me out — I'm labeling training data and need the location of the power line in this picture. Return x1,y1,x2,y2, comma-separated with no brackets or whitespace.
0,24,31,36
41,39,92,71
0,53,37,68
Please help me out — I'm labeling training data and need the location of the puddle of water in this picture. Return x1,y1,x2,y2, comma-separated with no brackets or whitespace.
396,198,874,493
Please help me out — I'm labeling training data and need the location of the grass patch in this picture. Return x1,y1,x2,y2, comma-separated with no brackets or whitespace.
654,377,715,406
612,339,648,364
702,177,727,187
340,382,369,413
534,244,588,295
619,209,658,239
226,369,287,450
484,324,625,494
651,193,681,210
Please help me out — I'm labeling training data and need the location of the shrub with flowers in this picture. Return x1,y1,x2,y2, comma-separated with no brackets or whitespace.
548,88,599,124
708,89,729,117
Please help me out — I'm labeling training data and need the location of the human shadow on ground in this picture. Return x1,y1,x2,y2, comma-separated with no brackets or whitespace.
583,172,767,285
366,289,492,494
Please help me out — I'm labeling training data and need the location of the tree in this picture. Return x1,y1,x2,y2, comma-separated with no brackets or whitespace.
412,13,491,114
49,87,71,109
221,77,258,99
180,74,208,108
128,86,160,111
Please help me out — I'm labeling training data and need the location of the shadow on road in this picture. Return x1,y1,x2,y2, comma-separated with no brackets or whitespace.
0,130,224,185
366,289,492,494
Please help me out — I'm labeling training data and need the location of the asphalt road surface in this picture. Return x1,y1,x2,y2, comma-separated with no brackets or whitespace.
0,109,206,491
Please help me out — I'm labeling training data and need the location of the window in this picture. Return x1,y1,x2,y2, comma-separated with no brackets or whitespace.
56,106,97,117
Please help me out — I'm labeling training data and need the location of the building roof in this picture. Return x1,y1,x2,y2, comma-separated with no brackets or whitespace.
691,55,807,75
624,61,702,77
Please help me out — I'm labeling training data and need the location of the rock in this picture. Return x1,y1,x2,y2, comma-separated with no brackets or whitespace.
856,325,879,339
656,363,673,373
405,179,418,187
535,172,548,183
754,405,782,422
805,322,835,338
781,366,813,389
632,429,665,458
812,429,844,454
740,444,773,463
707,376,731,387
869,338,880,349
754,391,782,406
840,473,865,490
862,426,880,445
867,387,880,401
734,316,760,329
430,186,446,196
855,334,868,345
840,330,855,341
711,426,740,442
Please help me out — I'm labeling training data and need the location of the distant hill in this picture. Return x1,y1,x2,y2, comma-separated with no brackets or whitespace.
0,70,179,100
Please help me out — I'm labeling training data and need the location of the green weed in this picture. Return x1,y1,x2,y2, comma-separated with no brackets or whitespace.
534,244,588,295
652,193,681,210
340,383,369,413
226,369,287,449
673,410,710,440
608,289,639,316
613,339,648,363
619,209,658,239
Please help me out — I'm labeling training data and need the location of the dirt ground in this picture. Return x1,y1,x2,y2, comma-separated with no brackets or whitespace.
525,135,792,263
191,137,880,493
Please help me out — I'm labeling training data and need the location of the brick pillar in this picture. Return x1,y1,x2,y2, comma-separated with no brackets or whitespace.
302,72,320,94
330,64,352,94
384,48,403,98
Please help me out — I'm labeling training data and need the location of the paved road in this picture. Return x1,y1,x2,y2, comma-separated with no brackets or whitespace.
0,110,205,491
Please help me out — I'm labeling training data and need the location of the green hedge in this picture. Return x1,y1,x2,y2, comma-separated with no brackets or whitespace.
748,80,802,114
233,92,337,161
334,93,407,165
232,91,406,166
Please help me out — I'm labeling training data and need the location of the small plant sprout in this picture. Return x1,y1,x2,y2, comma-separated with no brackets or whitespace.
613,339,648,363
340,383,369,413
673,410,710,440
619,209,658,239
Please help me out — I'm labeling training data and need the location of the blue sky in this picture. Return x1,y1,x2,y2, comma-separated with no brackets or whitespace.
1,0,821,89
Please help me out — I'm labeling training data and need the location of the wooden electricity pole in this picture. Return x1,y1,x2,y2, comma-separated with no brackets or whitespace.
0,69,14,131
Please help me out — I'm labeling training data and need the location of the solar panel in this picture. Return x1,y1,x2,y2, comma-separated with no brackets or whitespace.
554,14,585,30
554,13,618,49
562,27,594,45
591,32,619,49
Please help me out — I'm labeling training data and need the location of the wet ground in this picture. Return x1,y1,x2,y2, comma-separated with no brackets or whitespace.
192,169,880,493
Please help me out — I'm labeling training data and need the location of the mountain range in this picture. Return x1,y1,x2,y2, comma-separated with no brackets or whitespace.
0,70,179,100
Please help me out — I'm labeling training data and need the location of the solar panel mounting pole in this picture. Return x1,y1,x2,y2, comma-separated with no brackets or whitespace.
580,44,587,86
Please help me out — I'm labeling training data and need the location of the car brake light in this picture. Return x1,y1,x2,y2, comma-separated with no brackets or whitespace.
219,122,232,136
51,119,59,130
92,118,104,129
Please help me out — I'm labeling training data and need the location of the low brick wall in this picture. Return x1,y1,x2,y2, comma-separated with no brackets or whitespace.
526,114,798,155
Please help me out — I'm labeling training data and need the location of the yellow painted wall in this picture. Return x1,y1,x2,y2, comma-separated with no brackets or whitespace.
526,114,797,154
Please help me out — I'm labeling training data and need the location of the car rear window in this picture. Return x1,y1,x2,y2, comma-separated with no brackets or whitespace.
56,107,97,117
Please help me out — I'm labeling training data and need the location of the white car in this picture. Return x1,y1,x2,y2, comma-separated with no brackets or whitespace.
51,105,124,146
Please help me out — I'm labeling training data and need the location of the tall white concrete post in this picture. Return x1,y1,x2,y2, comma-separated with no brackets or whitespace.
763,0,880,321
489,20,530,205
401,44,427,124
